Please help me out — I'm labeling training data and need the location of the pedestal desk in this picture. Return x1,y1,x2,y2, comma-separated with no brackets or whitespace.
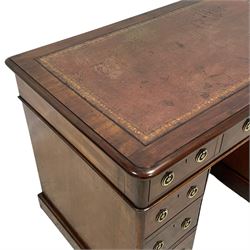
6,0,249,249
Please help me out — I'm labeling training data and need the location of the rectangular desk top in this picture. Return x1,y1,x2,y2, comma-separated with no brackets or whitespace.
6,0,249,177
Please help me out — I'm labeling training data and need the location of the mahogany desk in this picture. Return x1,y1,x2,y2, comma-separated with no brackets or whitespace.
6,0,249,249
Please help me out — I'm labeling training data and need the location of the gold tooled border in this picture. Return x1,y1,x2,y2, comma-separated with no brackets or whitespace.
40,56,249,145
39,1,250,144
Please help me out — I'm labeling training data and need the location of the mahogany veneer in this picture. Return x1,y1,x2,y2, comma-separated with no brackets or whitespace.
6,0,249,249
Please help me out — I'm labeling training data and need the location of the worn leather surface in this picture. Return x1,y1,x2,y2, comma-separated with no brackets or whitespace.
39,1,249,144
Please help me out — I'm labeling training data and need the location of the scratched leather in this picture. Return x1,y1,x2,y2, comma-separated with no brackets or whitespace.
40,1,249,144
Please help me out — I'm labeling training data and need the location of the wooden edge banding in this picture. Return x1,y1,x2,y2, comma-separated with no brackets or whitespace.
38,193,89,249
22,97,151,209
5,0,250,178
16,76,151,208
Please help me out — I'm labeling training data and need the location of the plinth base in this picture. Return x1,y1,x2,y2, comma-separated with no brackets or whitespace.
38,193,88,249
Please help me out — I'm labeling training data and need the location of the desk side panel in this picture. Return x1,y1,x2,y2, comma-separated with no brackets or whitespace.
17,76,150,208
22,104,143,249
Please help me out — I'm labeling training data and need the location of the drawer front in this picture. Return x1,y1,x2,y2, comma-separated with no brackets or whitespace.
143,198,202,249
221,117,250,152
144,170,208,238
170,228,196,250
149,138,217,203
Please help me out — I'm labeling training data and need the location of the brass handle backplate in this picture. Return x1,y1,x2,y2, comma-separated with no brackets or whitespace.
161,172,175,187
156,209,169,223
242,118,250,132
181,218,192,230
187,186,199,199
195,148,208,163
153,240,165,250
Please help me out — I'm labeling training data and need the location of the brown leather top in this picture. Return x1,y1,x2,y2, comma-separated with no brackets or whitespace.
6,0,250,177
39,0,249,144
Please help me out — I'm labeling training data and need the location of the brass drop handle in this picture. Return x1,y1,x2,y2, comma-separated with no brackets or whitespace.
153,240,165,250
242,118,250,132
156,209,169,223
181,218,192,230
195,148,208,163
187,186,199,199
161,172,175,187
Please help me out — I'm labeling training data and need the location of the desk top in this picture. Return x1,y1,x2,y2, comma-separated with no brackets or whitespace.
6,0,249,177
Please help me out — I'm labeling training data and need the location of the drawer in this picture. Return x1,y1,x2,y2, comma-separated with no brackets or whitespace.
150,138,218,202
221,117,250,152
143,197,202,249
170,227,196,250
144,170,208,238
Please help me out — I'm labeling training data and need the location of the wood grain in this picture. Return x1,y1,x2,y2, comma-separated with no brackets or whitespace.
6,0,250,178
143,170,208,238
5,1,250,249
170,227,196,250
23,104,143,249
144,198,202,249
17,76,150,208
211,141,249,201
223,142,249,180
38,193,88,249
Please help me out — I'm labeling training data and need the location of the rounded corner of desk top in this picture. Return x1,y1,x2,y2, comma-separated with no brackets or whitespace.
6,0,250,174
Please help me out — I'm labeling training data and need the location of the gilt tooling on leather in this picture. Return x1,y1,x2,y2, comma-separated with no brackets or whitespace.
39,1,249,144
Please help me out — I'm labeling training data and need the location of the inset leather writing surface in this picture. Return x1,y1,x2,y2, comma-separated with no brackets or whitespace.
6,0,250,176
39,1,249,144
